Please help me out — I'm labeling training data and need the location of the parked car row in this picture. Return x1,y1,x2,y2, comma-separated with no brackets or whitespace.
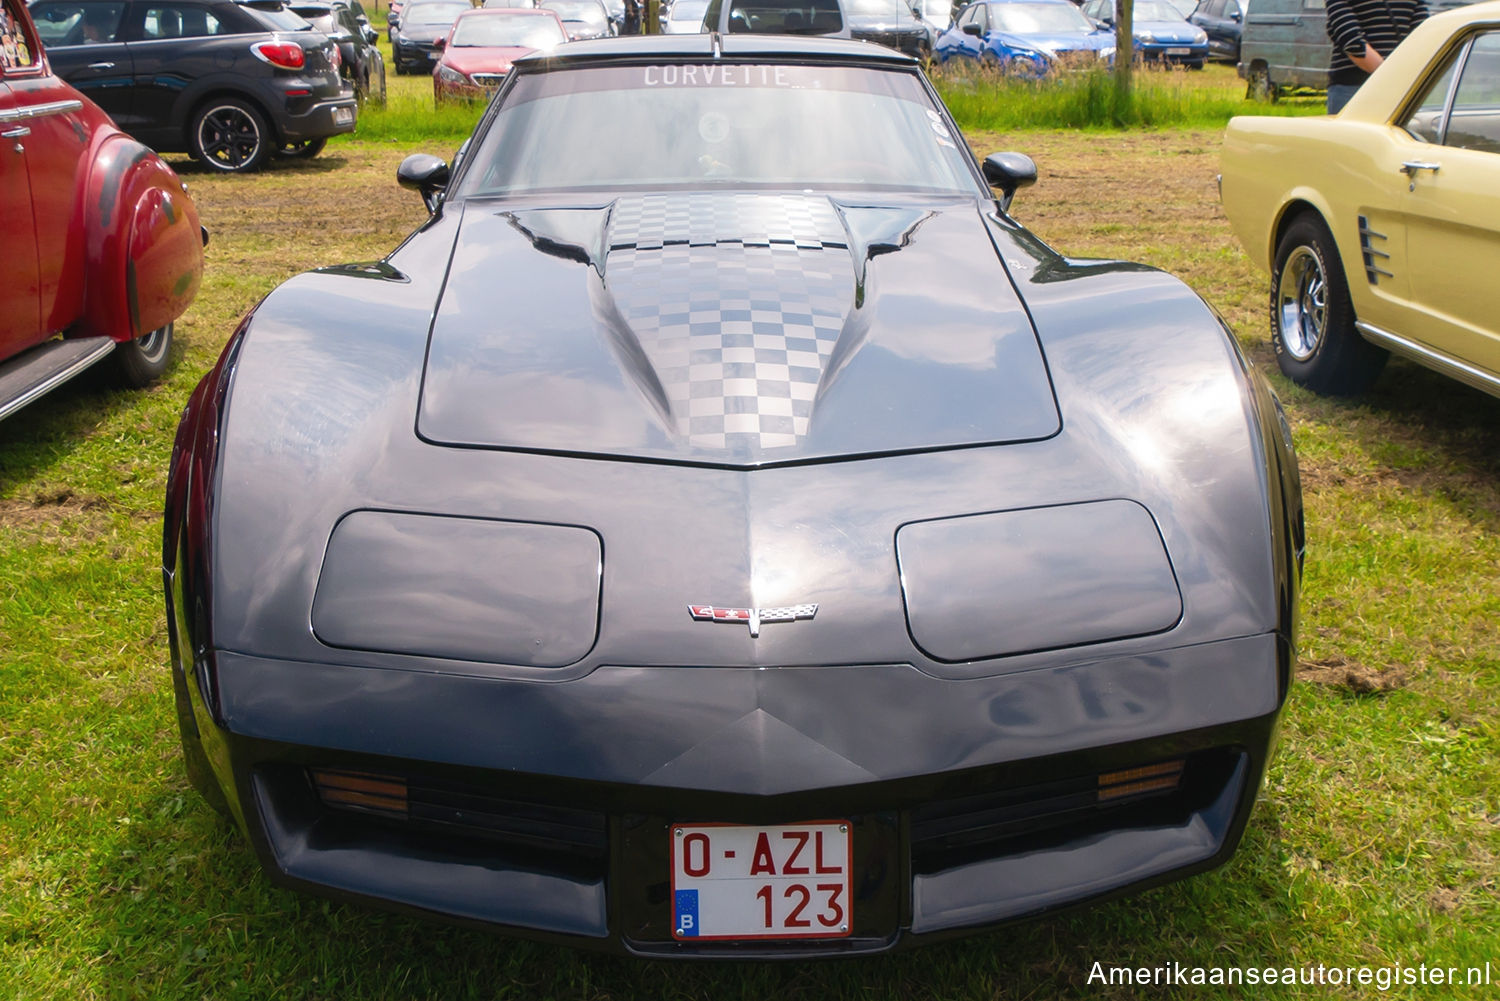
26,0,356,170
929,0,1207,71
288,0,385,105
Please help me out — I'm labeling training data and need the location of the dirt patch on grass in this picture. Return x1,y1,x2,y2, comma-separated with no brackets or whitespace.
0,489,109,526
1299,657,1407,695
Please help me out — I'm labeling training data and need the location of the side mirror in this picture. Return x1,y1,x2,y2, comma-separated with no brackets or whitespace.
1230,9,1241,20
397,153,450,214
363,25,378,42
433,36,446,48
961,21,981,34
981,152,1037,212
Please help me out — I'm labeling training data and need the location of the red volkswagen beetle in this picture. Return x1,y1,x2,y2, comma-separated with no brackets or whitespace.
1,0,203,421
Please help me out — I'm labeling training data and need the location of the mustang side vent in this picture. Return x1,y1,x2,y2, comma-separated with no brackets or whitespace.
1358,215,1394,284
310,768,409,819
1097,759,1185,802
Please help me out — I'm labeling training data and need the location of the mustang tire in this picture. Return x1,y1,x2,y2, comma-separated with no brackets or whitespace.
191,98,272,173
110,323,173,387
1270,214,1388,394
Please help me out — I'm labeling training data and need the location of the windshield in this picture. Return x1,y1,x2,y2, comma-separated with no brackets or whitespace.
409,1,471,22
725,0,843,33
668,0,708,19
244,4,314,29
296,11,339,31
992,3,1094,32
544,0,606,22
844,0,911,16
452,13,566,44
1132,0,1186,18
461,64,981,196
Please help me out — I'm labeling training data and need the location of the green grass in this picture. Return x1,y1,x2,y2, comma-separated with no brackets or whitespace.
1,65,1497,1001
931,60,1325,130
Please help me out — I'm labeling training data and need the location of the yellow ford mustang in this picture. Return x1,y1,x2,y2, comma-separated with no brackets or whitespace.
1221,0,1500,398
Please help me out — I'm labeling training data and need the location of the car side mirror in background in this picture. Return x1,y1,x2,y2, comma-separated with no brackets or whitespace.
962,21,981,34
398,154,450,214
982,152,1037,212
1230,10,1241,20
433,35,446,47
364,25,378,42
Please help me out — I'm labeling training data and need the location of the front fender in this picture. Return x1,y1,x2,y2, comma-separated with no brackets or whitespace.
79,134,203,340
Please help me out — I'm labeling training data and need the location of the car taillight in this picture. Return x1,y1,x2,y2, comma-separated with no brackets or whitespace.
251,40,306,69
329,44,341,71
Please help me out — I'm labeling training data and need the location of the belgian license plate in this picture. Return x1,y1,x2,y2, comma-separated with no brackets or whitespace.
1167,47,1192,55
332,106,353,126
671,822,852,940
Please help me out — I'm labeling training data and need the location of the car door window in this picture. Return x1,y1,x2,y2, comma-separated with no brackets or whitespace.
1402,32,1500,152
140,2,228,37
29,1,126,46
1446,33,1500,153
1,0,38,66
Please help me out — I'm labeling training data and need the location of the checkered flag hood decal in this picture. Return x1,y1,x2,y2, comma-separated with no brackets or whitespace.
604,194,853,450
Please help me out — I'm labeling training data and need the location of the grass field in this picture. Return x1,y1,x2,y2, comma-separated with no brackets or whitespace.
1,60,1497,1000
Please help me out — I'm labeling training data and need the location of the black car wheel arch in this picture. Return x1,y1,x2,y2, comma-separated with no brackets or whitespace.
191,97,274,173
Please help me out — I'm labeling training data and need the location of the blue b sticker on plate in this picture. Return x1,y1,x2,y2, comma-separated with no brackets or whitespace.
675,889,700,937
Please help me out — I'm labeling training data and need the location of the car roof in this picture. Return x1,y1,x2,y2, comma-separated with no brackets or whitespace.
515,32,918,65
458,6,561,14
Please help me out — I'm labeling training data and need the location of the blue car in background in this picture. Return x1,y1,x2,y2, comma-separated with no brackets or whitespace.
1081,0,1209,66
935,0,1114,73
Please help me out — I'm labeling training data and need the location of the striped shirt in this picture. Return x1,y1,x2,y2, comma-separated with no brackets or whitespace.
1326,0,1428,85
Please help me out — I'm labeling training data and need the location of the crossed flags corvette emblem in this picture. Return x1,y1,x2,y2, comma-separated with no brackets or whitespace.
688,603,818,638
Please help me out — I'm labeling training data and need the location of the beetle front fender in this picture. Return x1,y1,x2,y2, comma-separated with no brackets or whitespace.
79,134,203,341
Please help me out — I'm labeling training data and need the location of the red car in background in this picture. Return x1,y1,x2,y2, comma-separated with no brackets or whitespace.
432,8,566,103
0,0,202,421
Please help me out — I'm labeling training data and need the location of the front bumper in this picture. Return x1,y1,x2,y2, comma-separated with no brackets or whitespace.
394,39,442,70
1136,40,1208,64
178,631,1288,957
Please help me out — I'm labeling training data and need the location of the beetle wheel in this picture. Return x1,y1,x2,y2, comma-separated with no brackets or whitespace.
110,322,174,388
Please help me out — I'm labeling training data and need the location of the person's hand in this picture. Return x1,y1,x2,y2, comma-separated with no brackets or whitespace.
1351,43,1384,73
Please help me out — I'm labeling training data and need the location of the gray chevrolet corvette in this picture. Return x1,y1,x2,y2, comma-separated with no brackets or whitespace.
165,34,1303,957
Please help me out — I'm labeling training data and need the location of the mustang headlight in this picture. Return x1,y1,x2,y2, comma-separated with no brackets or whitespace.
896,500,1182,663
435,63,468,85
312,512,603,667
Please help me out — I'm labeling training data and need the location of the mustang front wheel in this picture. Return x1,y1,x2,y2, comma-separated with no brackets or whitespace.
192,99,271,173
1270,214,1387,395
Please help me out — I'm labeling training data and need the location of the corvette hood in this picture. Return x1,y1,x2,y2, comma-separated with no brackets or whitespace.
418,192,1060,466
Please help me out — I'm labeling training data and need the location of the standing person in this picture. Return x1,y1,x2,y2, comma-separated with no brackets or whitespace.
1325,0,1428,113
